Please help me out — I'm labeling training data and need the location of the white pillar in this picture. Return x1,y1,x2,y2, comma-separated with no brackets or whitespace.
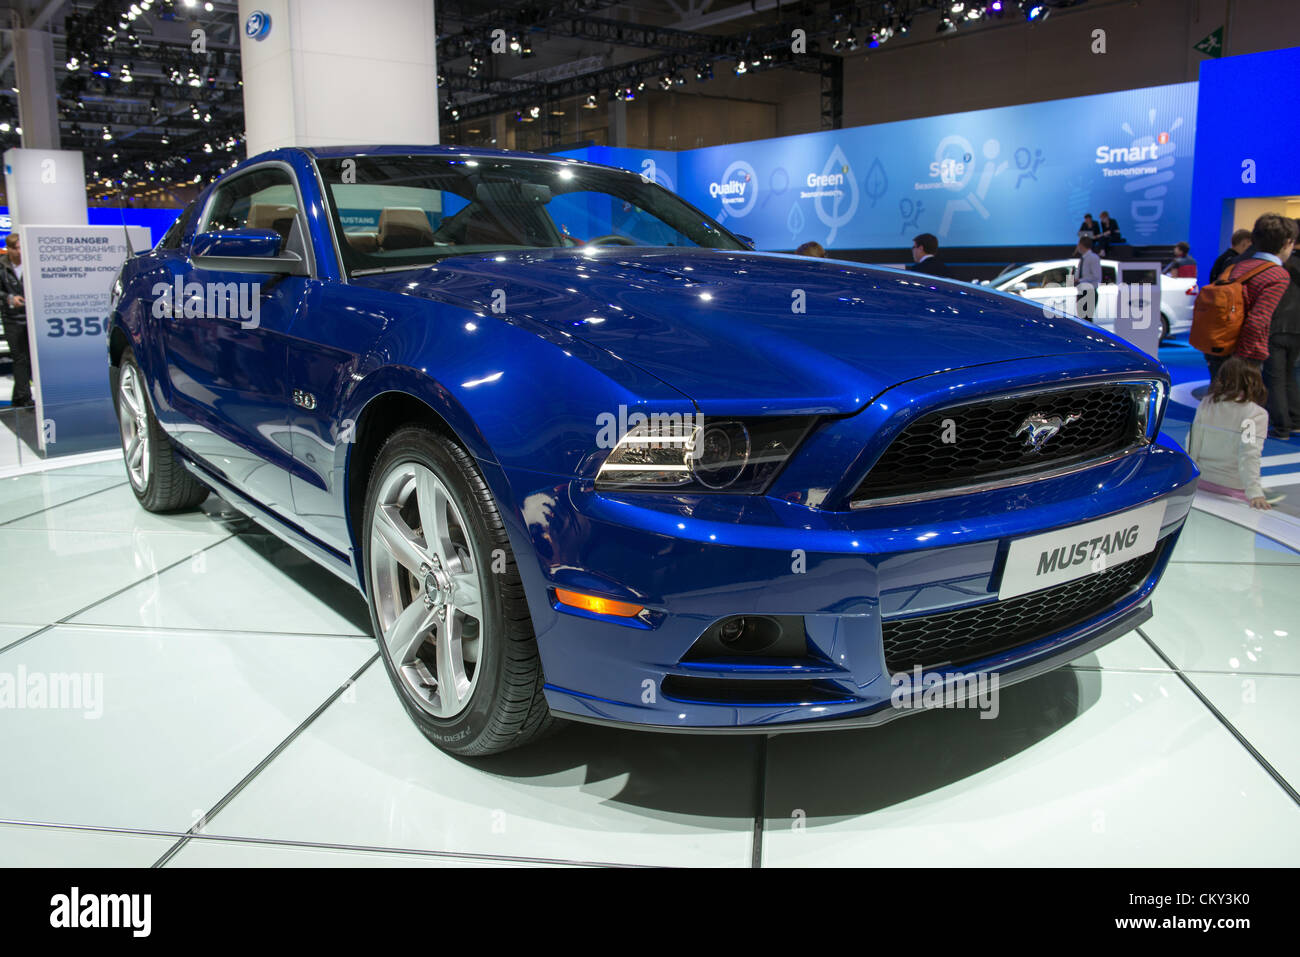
12,27,60,150
608,99,627,148
3,148,87,227
238,0,440,156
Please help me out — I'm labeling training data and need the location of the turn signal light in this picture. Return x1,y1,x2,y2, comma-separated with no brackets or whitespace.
555,588,644,618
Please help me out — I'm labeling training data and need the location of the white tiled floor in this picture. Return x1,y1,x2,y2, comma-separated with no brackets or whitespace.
1,461,1297,867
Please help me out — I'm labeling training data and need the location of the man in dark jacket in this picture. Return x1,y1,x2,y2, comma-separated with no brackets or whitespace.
1096,211,1122,255
1264,222,1300,439
1210,229,1253,283
1,232,32,408
906,233,951,277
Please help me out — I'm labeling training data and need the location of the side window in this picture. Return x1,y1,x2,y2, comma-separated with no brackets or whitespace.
1024,267,1069,289
200,167,299,249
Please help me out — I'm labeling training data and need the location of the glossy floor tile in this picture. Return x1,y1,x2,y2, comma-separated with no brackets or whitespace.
0,527,230,624
759,668,1300,866
0,472,126,525
70,532,371,636
1070,630,1170,672
197,663,760,868
164,837,572,867
1,454,1297,867
1141,563,1300,675
7,483,246,537
42,458,135,478
0,624,42,653
1169,508,1300,565
0,824,178,868
0,624,374,832
1182,672,1300,792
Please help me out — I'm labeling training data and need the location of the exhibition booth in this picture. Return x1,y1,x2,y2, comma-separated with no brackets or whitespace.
562,80,1197,266
0,38,1298,874
4,53,1288,461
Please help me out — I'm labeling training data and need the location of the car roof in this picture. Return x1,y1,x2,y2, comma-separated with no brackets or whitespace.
1021,259,1119,269
223,143,622,183
300,144,561,161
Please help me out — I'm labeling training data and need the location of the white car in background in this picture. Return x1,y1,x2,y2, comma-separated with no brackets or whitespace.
985,259,1196,341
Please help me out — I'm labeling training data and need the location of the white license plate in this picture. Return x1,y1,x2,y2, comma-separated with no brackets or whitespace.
998,501,1166,600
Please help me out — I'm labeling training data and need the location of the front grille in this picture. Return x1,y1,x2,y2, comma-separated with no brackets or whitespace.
881,541,1165,674
852,383,1142,504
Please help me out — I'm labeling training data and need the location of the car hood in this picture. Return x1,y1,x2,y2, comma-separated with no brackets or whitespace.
357,247,1144,415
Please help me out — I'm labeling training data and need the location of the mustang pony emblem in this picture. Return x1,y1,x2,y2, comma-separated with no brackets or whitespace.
1016,412,1082,451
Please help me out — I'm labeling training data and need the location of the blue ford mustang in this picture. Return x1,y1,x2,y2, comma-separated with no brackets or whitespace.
107,145,1198,754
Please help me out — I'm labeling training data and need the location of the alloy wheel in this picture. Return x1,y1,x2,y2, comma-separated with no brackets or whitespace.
117,365,151,491
369,461,486,718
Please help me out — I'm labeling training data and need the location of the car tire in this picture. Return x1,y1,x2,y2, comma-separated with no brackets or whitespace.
113,348,209,512
1160,314,1171,342
362,426,555,756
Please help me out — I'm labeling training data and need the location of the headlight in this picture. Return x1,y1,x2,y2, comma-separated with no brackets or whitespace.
595,416,813,493
110,275,124,306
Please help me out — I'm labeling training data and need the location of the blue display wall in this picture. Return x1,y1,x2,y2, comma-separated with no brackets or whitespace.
562,81,1198,253
1189,47,1300,284
0,206,181,248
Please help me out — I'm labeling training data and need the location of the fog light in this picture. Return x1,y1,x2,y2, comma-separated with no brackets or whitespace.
714,615,782,653
555,587,644,618
719,617,746,644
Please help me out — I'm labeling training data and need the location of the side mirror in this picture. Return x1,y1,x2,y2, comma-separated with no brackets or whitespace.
1011,282,1028,292
192,228,308,275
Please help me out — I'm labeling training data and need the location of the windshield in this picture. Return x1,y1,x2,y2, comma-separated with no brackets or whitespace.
991,263,1034,286
315,153,747,277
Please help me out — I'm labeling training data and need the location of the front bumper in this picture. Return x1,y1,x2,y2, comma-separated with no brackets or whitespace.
501,432,1197,731
556,601,1152,734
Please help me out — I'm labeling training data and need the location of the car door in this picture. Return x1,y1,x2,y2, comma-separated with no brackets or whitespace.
158,163,313,512
1019,265,1072,315
1094,263,1120,324
283,280,390,556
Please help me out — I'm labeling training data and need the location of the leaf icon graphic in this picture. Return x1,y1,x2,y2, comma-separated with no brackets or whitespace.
788,202,805,238
815,145,859,245
864,158,888,207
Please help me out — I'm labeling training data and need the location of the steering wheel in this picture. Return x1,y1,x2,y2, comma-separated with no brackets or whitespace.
584,234,637,246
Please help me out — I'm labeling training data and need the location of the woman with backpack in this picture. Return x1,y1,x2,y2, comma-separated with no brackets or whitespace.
1188,358,1279,510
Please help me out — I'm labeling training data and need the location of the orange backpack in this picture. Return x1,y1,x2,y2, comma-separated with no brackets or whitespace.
1190,261,1274,356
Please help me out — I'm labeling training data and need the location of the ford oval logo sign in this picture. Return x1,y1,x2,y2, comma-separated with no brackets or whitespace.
245,10,272,41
